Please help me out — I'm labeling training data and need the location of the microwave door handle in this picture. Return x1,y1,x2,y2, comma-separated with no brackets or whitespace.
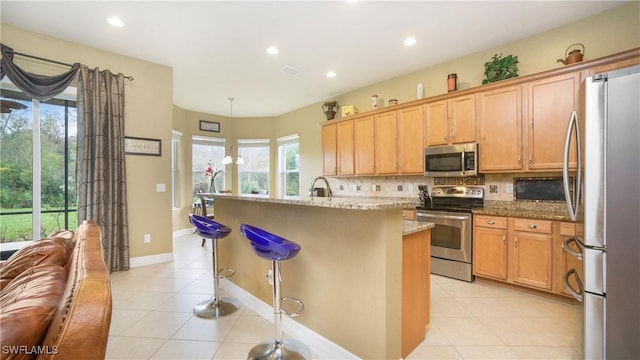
563,268,584,302
460,149,466,174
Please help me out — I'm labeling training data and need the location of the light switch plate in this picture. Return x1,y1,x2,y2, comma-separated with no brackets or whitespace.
156,184,166,192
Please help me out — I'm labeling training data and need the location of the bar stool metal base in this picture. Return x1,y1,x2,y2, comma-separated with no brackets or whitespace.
193,296,241,318
248,339,311,360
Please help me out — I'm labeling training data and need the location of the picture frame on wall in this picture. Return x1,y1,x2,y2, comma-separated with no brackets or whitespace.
199,120,220,132
124,136,162,156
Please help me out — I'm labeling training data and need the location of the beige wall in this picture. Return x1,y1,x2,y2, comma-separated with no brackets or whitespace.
1,23,174,259
3,2,638,257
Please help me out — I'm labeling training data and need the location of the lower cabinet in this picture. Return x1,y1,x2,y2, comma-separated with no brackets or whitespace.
474,215,569,295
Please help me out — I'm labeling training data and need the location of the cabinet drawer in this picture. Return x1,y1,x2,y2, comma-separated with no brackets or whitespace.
558,222,576,236
513,218,553,234
403,209,417,221
474,215,508,229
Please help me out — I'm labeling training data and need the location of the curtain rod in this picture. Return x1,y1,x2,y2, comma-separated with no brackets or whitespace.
12,50,134,81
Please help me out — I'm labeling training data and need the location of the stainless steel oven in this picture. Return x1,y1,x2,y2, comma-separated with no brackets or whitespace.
416,186,484,282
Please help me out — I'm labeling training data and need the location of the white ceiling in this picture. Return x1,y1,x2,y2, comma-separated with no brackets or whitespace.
0,1,625,117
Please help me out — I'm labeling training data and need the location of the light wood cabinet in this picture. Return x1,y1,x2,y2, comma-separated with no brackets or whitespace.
402,228,430,358
397,106,424,174
526,72,580,170
321,123,337,175
553,222,584,296
473,215,508,280
474,215,555,292
423,95,475,147
510,218,553,290
354,116,375,175
477,85,523,172
336,120,354,175
374,111,398,174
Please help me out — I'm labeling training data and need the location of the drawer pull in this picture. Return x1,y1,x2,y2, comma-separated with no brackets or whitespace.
528,224,537,229
487,220,495,225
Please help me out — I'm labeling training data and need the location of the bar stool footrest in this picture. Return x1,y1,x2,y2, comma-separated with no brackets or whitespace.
280,296,304,317
248,339,311,360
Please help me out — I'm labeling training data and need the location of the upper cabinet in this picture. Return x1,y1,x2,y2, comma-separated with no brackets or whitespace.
397,106,425,174
354,116,375,175
374,111,398,174
336,120,355,175
424,95,475,147
477,85,523,172
321,123,337,176
526,72,580,170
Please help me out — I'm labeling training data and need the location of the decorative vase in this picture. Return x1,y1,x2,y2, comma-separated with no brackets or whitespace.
324,110,336,120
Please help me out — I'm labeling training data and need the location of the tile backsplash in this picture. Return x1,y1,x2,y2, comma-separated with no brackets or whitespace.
327,172,565,202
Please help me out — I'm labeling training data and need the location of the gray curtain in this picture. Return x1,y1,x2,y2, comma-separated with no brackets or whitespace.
1,44,80,101
76,65,129,272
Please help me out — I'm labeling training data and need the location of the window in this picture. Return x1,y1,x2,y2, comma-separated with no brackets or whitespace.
171,130,182,208
191,136,225,202
0,84,77,244
277,134,299,198
237,139,270,195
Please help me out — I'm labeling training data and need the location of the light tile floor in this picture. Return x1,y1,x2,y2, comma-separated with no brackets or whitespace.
106,232,581,360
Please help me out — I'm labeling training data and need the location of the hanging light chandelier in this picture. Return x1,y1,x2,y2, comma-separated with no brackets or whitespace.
222,97,244,165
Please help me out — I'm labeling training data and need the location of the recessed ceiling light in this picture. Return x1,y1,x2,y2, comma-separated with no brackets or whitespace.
266,47,279,55
107,17,124,27
326,71,337,78
404,37,417,47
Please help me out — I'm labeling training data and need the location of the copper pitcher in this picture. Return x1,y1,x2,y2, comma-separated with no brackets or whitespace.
557,43,585,65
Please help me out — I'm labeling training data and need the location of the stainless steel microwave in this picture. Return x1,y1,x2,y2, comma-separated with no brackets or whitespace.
424,143,478,177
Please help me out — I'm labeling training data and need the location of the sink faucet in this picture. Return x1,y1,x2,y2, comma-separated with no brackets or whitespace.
309,176,333,198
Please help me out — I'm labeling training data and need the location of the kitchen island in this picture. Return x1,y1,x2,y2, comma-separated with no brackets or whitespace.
210,194,433,359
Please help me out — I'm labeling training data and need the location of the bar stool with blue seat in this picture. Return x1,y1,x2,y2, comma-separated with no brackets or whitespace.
189,214,241,318
240,224,311,360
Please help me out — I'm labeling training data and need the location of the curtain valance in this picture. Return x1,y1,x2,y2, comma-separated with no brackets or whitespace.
0,43,80,101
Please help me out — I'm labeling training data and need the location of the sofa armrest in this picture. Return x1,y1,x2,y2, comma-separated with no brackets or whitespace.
37,220,112,360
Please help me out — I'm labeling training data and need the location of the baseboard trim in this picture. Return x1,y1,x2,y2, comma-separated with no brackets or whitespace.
129,252,173,268
220,279,359,360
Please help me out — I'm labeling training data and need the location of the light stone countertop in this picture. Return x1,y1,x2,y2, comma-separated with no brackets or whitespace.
208,193,414,210
402,220,434,235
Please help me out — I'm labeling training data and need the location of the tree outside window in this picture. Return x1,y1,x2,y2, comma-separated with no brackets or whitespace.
238,139,270,195
278,134,299,197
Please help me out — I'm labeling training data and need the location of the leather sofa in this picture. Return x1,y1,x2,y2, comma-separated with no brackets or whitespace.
0,220,112,360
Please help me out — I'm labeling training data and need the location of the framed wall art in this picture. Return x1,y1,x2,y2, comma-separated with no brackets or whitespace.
124,136,162,156
199,120,220,132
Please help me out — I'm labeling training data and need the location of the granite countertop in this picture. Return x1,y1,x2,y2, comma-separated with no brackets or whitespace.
472,200,572,221
402,220,434,235
209,193,414,210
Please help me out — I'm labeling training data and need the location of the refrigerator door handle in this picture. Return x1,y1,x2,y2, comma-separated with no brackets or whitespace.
563,111,582,221
563,268,584,302
562,237,584,260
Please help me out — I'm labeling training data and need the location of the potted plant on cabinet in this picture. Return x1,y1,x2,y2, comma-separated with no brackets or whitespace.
322,101,339,120
482,53,519,84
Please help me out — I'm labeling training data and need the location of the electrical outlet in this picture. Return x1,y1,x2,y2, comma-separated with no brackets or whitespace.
506,184,514,193
356,185,361,191
339,185,344,191
397,185,403,192
144,234,151,243
375,185,381,191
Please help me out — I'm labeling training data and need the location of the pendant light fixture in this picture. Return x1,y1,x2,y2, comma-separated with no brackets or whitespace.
222,97,244,165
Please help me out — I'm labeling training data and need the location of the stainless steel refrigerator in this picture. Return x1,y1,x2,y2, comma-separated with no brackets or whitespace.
562,64,640,359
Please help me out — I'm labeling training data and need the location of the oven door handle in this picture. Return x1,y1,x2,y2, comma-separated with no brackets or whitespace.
418,213,469,221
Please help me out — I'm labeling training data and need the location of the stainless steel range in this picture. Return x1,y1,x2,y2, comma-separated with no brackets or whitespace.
416,186,484,282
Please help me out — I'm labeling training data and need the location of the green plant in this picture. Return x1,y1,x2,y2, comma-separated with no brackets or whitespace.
482,53,519,84
322,101,338,111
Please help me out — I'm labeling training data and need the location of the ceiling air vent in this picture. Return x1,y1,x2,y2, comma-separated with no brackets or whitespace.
280,65,300,76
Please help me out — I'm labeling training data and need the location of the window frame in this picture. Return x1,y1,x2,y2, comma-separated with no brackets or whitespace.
237,138,270,197
277,134,300,198
191,135,226,201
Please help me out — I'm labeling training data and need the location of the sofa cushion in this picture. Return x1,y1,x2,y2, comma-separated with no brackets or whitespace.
0,265,67,360
0,235,74,291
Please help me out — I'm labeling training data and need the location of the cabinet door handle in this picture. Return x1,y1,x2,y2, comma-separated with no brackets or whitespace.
529,154,533,164
452,130,455,139
487,220,495,225
502,235,506,242
528,224,537,229
515,237,518,247
518,155,521,163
